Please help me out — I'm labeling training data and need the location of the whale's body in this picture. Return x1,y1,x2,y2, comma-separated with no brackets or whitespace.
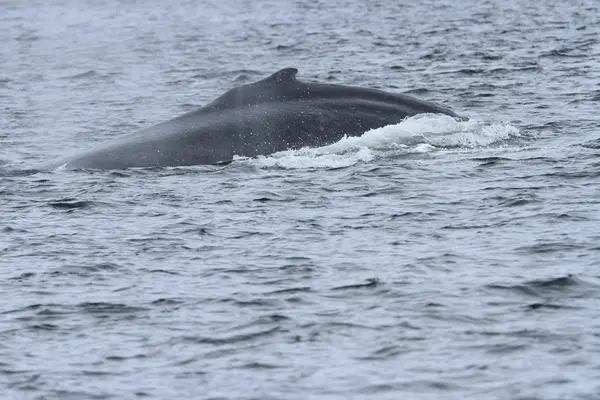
37,68,464,170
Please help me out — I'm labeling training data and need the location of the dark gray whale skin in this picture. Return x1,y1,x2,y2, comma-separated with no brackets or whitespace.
36,68,464,170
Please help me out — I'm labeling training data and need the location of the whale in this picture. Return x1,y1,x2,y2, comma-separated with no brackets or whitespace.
36,67,465,170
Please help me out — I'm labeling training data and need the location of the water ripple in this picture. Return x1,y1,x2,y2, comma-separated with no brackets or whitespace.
2,0,600,399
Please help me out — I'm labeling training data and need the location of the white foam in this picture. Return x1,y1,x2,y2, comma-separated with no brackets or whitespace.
234,146,375,170
233,114,521,170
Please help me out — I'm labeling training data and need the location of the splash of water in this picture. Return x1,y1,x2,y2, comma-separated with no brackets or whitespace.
234,114,521,170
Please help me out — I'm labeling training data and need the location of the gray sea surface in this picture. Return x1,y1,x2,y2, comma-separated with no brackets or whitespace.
2,0,600,399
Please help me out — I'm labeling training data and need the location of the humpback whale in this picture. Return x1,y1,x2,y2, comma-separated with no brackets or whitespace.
36,68,464,170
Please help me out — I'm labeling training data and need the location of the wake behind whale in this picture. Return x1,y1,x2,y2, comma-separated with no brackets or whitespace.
36,68,466,170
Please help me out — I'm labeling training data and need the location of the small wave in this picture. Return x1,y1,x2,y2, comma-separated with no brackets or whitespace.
234,114,520,170
541,48,589,59
582,137,600,149
65,70,99,80
332,278,381,291
48,199,94,210
486,275,600,301
47,263,125,278
234,362,281,370
78,302,148,315
182,326,281,345
358,345,409,360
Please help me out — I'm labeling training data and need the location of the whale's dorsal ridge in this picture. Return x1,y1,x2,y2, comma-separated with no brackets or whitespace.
265,68,298,84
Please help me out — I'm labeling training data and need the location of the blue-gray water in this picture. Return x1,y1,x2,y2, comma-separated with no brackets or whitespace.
2,0,600,399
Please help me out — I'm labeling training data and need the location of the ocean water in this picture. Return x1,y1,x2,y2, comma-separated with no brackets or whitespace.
2,0,600,399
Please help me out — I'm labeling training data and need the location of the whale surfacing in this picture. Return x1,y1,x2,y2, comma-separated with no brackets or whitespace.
36,68,465,170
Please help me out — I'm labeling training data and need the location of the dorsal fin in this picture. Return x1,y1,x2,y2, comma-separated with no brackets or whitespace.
265,68,298,84
202,68,300,112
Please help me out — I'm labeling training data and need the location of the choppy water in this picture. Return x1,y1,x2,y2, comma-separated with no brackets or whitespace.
2,0,600,399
